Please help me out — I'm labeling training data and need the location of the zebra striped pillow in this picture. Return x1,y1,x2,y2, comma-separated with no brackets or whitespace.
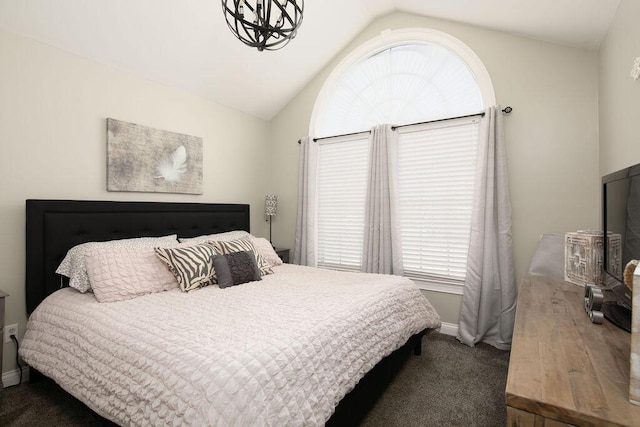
154,242,218,292
211,238,273,276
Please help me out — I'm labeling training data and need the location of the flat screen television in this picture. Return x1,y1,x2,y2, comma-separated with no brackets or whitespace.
602,163,640,314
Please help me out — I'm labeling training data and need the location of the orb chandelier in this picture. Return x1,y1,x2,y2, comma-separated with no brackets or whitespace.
221,0,304,52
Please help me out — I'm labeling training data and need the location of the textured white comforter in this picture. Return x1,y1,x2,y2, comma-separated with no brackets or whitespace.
20,264,440,426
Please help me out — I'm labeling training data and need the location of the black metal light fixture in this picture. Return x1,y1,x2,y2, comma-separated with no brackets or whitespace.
221,0,304,51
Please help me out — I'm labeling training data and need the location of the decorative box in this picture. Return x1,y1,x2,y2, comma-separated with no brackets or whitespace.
564,230,621,287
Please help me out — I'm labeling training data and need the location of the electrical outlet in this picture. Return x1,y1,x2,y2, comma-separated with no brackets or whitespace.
4,323,18,343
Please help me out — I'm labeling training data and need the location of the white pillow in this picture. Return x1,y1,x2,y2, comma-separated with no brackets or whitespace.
56,235,178,293
249,236,283,267
178,230,250,244
85,246,179,303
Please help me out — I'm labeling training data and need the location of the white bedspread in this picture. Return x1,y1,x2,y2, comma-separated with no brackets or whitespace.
20,264,440,426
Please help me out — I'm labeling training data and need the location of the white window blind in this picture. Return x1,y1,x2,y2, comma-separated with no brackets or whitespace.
313,38,487,293
397,117,480,290
317,135,369,271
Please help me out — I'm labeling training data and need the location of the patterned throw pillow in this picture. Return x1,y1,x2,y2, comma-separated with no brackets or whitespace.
211,238,273,276
56,235,179,293
154,242,218,292
212,251,262,288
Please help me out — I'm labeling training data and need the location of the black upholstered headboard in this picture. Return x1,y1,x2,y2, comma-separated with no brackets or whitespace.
25,199,250,314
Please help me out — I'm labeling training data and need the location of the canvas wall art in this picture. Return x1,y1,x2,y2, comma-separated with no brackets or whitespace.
107,118,203,194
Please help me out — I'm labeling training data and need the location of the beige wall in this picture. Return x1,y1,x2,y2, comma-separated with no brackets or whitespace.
0,30,270,375
599,0,640,176
270,12,600,326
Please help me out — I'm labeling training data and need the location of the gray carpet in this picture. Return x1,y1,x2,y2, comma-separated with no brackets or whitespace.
0,333,510,426
360,333,510,426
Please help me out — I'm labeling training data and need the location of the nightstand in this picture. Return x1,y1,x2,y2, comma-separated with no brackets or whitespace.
275,248,290,263
0,290,8,397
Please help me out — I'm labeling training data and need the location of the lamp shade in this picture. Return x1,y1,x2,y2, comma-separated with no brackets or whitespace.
265,195,278,217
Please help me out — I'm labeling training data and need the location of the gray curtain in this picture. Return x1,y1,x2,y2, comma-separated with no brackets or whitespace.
362,125,403,275
293,136,318,266
457,105,516,350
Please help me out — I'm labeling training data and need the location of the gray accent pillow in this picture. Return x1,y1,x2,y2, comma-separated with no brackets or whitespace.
213,251,262,288
211,238,273,276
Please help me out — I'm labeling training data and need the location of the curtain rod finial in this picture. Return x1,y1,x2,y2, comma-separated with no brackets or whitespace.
502,106,513,114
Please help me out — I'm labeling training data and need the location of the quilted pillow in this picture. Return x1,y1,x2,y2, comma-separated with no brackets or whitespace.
154,242,218,292
178,230,250,244
211,238,273,276
85,246,179,303
212,251,262,288
249,236,283,267
56,235,179,293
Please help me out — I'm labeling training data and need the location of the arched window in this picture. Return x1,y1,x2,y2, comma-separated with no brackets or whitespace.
312,29,495,293
312,28,495,137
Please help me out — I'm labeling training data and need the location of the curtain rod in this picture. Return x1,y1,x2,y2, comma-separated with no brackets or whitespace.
297,106,513,144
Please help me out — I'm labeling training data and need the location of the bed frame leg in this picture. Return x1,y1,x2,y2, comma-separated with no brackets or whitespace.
413,329,427,356
29,368,46,383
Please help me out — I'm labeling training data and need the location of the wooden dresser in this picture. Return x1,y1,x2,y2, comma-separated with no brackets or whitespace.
506,275,640,426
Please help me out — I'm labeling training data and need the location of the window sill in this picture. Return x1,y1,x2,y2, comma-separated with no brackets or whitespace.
317,264,465,295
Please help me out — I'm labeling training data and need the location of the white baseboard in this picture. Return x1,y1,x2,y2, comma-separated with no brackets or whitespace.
2,366,30,388
438,321,458,336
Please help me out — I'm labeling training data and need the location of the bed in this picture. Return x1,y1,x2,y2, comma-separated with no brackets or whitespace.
20,199,441,426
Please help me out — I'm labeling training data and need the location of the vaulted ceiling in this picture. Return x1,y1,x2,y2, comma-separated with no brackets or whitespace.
0,0,621,120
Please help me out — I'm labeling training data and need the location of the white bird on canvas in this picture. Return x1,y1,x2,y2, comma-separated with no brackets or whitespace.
156,145,187,183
